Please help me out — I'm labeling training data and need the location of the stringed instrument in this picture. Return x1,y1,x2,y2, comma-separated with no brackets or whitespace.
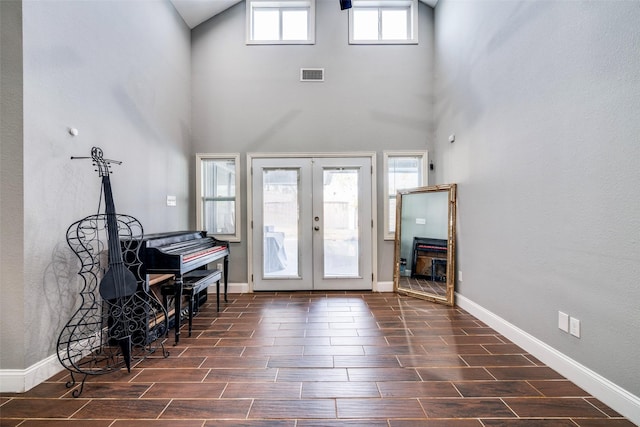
96,153,138,300
93,148,138,369
56,147,168,397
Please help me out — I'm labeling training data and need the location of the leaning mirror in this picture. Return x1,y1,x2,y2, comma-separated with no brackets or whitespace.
393,184,457,306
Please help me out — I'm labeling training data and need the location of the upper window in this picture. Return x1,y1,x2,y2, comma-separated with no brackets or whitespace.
196,154,241,242
247,0,316,44
383,151,428,240
349,0,418,44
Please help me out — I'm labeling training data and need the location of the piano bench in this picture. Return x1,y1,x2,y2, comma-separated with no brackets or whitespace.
182,269,223,337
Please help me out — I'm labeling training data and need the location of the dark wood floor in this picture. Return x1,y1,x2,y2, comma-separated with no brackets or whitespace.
398,276,447,297
1,292,635,426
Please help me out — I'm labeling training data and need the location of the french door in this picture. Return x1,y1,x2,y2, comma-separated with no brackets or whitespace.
250,156,373,291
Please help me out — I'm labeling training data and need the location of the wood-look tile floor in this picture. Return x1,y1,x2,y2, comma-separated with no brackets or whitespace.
1,292,636,427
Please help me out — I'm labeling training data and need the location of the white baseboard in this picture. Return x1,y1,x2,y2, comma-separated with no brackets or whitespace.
209,282,394,294
207,282,249,295
456,293,640,425
375,281,394,292
0,354,63,393
228,282,250,294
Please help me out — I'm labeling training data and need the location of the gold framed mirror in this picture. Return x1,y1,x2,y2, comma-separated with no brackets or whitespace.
393,184,457,306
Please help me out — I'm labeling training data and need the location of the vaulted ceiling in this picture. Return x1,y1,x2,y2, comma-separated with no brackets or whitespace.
170,0,438,29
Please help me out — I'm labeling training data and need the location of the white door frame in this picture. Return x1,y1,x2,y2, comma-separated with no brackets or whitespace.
247,152,378,292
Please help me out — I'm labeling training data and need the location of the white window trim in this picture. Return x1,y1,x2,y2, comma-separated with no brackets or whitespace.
348,0,418,45
246,0,316,45
196,153,242,242
383,150,428,240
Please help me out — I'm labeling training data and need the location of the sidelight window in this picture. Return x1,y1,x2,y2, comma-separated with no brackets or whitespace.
383,151,428,240
196,153,241,242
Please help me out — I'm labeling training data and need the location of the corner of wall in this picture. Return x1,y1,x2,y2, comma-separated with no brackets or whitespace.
0,0,26,372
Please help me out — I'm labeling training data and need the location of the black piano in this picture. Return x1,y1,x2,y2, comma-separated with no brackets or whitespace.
411,237,448,281
129,231,229,344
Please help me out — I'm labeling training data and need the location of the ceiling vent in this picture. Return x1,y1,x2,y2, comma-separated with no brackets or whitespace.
300,68,324,82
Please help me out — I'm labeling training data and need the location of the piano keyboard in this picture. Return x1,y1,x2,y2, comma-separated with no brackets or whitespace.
183,245,226,262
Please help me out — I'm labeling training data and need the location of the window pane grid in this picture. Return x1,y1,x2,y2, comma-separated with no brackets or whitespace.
349,0,417,44
282,9,308,40
352,8,378,40
386,155,424,236
381,8,409,40
253,9,280,40
201,158,237,236
249,1,313,44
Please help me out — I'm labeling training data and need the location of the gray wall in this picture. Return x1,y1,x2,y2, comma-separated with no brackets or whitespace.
434,0,640,395
191,1,436,283
1,0,191,370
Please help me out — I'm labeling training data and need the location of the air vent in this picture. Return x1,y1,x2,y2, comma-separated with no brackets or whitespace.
300,68,324,82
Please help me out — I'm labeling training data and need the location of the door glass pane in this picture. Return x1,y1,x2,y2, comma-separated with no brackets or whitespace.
263,169,299,277
323,168,359,277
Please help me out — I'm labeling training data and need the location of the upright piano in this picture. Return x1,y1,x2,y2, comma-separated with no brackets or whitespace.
411,237,447,281
130,231,229,344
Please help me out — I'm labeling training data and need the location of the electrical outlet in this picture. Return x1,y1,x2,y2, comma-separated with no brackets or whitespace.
569,317,581,338
458,270,463,282
217,263,223,271
558,311,569,333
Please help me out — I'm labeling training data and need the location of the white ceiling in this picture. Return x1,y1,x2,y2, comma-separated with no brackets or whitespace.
170,0,240,28
170,0,438,29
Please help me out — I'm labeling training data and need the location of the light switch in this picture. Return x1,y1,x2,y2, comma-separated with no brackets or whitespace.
569,317,581,338
166,195,177,207
558,311,569,333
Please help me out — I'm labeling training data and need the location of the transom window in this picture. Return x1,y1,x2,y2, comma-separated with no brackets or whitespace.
196,154,241,242
349,0,418,44
383,151,428,239
247,0,316,44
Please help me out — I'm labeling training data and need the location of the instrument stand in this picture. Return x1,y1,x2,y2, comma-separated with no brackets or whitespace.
57,215,170,397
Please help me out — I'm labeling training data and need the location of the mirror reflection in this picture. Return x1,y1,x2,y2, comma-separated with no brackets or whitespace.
393,184,457,306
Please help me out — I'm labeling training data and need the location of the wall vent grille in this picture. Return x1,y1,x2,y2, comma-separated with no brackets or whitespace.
300,68,324,82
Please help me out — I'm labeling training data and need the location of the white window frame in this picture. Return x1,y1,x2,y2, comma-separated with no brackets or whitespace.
348,0,418,45
383,150,428,240
246,0,316,45
196,153,242,242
